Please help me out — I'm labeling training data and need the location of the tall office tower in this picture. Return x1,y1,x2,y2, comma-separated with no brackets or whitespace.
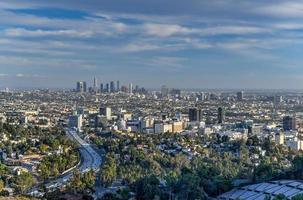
129,83,133,94
93,77,97,89
200,92,205,101
134,85,139,93
189,108,202,122
100,83,104,93
110,81,115,93
218,107,225,124
100,107,112,120
283,116,296,131
68,114,83,129
76,82,81,92
105,83,109,93
76,81,87,93
117,81,120,92
237,91,244,101
83,82,87,92
161,85,169,97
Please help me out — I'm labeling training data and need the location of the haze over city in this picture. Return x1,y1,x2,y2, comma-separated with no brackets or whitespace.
4,1,303,200
1,1,303,89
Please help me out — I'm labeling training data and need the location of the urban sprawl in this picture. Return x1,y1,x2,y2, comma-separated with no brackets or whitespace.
1,78,303,200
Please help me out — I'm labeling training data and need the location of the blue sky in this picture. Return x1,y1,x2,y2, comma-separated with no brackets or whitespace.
1,0,303,89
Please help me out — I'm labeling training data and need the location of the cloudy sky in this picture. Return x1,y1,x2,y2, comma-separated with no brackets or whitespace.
1,0,303,89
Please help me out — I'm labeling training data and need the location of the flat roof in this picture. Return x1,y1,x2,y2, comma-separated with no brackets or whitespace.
217,180,303,200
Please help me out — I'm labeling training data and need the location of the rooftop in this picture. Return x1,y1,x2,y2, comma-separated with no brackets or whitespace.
217,180,303,200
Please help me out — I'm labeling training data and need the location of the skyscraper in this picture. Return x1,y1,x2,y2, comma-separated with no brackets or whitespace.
129,83,133,94
200,92,205,101
117,81,120,92
68,114,83,129
110,81,115,93
237,91,244,101
93,77,97,89
283,116,296,131
161,85,169,97
105,83,109,93
189,108,202,122
100,83,104,93
76,81,87,93
218,107,225,124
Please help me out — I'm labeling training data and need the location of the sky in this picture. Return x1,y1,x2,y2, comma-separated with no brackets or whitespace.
1,0,303,89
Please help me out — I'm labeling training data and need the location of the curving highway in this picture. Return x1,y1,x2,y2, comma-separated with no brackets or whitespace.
28,128,102,197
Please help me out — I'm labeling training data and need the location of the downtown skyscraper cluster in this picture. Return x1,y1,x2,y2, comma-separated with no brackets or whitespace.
76,77,147,94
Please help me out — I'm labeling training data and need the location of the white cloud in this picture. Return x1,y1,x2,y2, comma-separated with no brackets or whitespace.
143,23,269,38
16,73,45,78
0,74,8,77
202,26,268,35
255,2,303,18
120,43,162,52
16,73,25,77
144,23,194,37
4,28,94,38
271,22,303,30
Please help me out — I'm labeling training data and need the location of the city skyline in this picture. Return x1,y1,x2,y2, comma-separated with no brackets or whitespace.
1,1,303,89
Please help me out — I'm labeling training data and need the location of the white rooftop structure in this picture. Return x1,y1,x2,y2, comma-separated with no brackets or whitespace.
217,180,303,200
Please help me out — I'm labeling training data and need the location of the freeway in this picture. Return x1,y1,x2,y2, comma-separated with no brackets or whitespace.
67,128,102,172
27,128,102,197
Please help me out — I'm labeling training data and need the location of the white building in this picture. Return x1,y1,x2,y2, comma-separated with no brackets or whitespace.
154,123,173,134
100,107,112,120
68,114,83,130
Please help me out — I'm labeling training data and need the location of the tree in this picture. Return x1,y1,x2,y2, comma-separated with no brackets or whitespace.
6,145,12,157
39,144,48,153
100,192,120,200
39,162,51,180
53,162,59,177
13,172,35,193
273,194,287,200
292,194,303,200
293,156,303,177
0,179,4,192
135,175,161,200
101,153,117,187
253,161,274,182
83,170,96,189
70,169,84,193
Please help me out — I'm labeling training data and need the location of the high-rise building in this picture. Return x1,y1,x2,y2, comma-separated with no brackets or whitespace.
76,81,87,93
100,83,104,93
105,83,109,93
237,91,244,101
110,81,115,93
135,85,139,93
117,81,120,92
189,108,202,122
129,83,133,94
93,77,97,89
200,92,205,101
161,85,169,97
218,107,225,124
100,107,112,120
283,116,296,131
69,114,83,129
